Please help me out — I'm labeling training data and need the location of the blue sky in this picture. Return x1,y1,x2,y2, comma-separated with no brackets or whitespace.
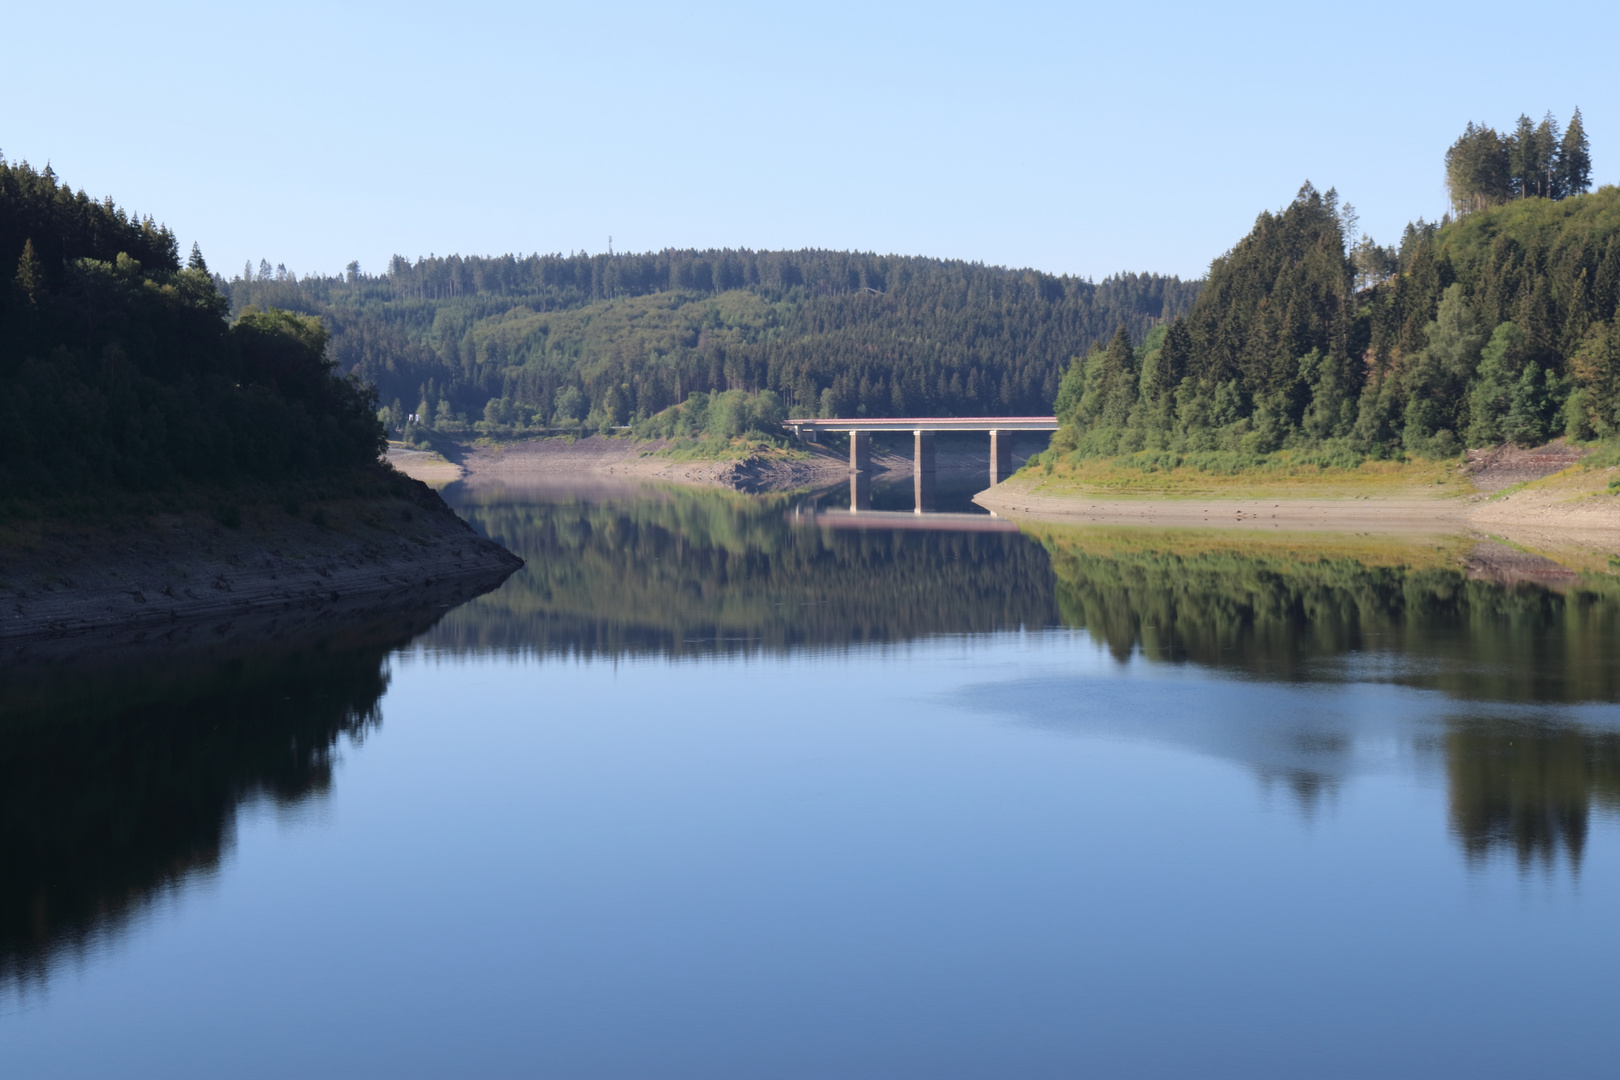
8,1,1615,281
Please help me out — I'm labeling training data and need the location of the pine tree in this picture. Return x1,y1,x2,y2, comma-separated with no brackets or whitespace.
1568,320,1618,437
14,238,43,305
1149,319,1192,403
1532,112,1561,198
1445,124,1511,213
1557,107,1592,198
1508,114,1537,198
1506,364,1551,444
1098,325,1138,428
187,242,208,273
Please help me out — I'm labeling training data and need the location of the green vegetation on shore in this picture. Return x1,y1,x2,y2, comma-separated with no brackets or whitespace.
0,157,385,503
1041,112,1618,485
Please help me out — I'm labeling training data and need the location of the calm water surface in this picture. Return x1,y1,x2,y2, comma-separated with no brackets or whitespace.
4,480,1619,1078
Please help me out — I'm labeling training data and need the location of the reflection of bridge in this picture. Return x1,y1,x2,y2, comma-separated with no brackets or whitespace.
783,416,1060,485
790,507,1020,532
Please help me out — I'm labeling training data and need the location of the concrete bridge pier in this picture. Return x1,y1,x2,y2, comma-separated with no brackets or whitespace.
913,429,936,474
913,429,937,514
848,430,870,473
990,430,1014,485
913,469,936,514
849,471,871,512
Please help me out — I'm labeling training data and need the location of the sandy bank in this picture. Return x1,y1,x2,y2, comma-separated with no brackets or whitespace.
385,446,463,486
385,434,1029,493
393,435,894,493
0,478,522,661
975,485,1471,532
977,465,1620,556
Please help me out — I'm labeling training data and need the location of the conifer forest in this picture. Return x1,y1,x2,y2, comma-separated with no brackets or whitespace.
3,105,1614,486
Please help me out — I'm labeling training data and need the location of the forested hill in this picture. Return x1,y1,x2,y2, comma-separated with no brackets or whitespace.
1053,173,1619,466
0,157,383,497
223,250,1199,430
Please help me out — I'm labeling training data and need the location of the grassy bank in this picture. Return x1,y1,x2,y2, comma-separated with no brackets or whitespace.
1017,450,1467,500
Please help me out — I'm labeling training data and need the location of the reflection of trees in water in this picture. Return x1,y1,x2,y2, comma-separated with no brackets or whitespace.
1037,530,1620,870
430,488,1060,656
0,623,427,992
1039,534,1620,704
1446,722,1620,871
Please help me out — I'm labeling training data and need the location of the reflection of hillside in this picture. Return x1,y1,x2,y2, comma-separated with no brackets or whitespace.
1446,722,1620,870
428,486,1061,656
1033,527,1620,704
0,615,439,991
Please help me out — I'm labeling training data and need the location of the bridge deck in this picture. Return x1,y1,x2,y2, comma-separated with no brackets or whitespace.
784,416,1058,433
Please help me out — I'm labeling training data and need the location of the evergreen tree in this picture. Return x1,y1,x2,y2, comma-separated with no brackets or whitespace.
1567,320,1618,437
1446,124,1513,214
187,242,208,272
1532,112,1561,198
1506,363,1554,444
1097,325,1139,428
13,238,42,305
1509,114,1537,198
1465,321,1525,446
1557,107,1592,198
1149,318,1192,404
0,156,383,496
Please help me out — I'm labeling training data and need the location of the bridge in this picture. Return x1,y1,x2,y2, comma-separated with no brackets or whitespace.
783,416,1060,486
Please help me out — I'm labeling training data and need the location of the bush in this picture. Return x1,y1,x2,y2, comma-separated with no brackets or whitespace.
632,390,786,446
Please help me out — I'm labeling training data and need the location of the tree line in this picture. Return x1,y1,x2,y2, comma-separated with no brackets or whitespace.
1445,108,1591,215
222,250,1200,436
1050,115,1617,468
0,156,384,498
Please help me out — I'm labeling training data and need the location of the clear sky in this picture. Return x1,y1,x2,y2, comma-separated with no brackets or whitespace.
8,1,1615,282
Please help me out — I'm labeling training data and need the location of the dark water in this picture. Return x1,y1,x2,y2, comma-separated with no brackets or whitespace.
4,481,1619,1078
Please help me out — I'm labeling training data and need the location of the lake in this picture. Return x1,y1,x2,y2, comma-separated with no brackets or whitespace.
4,479,1618,1078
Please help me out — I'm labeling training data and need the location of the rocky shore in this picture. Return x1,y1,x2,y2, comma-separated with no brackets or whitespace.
0,476,522,665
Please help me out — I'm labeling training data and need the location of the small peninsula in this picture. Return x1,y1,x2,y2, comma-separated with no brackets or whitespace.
0,157,520,653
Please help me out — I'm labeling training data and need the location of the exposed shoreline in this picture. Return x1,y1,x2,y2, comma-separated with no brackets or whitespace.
974,469,1620,559
0,476,522,663
388,434,916,493
385,433,1036,493
383,432,1619,562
